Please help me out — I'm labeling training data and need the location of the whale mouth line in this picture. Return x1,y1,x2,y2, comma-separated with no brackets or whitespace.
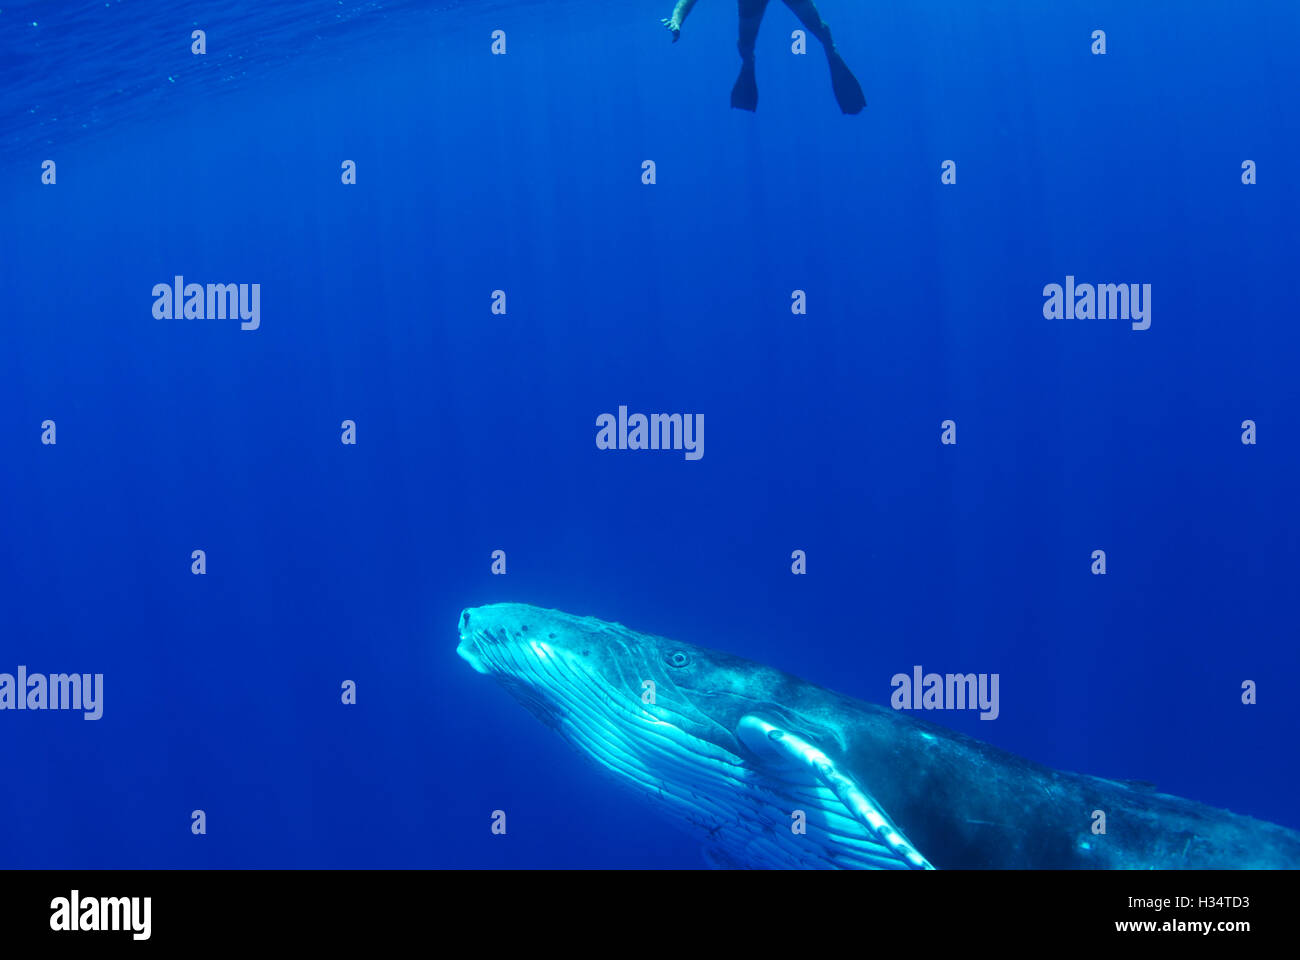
458,628,574,730
457,621,707,757
458,626,564,676
456,635,489,674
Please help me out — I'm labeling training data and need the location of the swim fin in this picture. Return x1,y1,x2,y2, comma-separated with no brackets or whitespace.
731,58,758,112
826,49,865,114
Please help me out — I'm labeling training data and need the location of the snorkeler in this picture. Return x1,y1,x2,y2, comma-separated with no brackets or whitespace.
662,0,865,114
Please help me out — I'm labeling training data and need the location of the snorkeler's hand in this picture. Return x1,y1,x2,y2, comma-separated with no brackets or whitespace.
660,17,681,42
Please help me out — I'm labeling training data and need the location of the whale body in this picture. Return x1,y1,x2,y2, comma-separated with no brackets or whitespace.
456,603,1300,869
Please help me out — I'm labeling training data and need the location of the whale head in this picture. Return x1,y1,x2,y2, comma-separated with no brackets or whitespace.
457,602,762,754
454,602,909,868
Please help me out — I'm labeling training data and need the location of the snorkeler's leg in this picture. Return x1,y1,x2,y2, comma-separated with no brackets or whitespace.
732,0,769,111
780,0,865,113
780,0,832,45
738,0,769,57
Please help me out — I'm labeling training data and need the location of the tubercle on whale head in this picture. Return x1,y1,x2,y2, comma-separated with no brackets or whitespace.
458,603,718,683
456,603,679,691
456,604,601,679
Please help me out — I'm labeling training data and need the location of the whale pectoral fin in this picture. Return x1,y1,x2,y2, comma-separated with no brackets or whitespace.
737,714,934,870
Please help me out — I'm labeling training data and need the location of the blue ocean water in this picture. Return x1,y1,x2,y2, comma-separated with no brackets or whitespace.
1,0,1296,869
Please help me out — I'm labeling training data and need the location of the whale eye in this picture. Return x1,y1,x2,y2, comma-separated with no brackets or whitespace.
665,651,691,668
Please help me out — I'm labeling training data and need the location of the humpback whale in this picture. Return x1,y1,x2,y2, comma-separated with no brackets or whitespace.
456,603,1300,869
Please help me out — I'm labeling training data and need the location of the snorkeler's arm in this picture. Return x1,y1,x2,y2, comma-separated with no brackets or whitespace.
661,0,698,41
